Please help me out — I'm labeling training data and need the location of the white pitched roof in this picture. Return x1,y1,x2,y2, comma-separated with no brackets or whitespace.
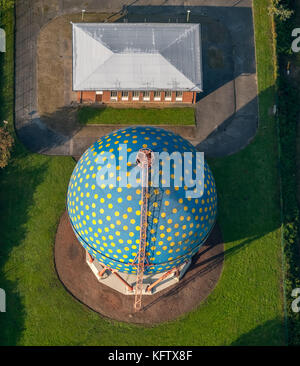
72,23,202,92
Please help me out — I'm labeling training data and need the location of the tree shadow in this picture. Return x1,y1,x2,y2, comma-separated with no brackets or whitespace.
0,144,49,345
231,317,286,346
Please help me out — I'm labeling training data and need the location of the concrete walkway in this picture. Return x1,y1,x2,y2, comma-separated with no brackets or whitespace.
15,0,258,158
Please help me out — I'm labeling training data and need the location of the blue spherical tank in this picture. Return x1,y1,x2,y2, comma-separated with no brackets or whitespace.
67,126,217,275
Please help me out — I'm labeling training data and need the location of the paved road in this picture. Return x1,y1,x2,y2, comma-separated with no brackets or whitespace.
15,0,257,157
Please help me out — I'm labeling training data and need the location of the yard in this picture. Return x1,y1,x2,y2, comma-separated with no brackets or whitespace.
0,0,286,346
78,106,196,125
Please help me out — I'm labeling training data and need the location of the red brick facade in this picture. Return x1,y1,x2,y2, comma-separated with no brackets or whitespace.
77,91,197,104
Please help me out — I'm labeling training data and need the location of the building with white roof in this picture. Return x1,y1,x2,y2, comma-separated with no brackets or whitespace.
72,23,202,104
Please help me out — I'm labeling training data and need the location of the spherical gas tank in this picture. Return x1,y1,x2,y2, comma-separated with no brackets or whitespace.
67,126,217,274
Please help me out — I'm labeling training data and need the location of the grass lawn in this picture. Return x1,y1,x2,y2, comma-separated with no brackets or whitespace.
0,0,285,346
78,106,196,125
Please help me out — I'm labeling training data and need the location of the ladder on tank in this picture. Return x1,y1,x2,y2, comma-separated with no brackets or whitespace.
133,149,153,312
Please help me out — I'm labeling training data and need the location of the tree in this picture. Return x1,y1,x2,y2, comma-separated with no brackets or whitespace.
268,0,294,21
0,126,13,168
0,0,14,11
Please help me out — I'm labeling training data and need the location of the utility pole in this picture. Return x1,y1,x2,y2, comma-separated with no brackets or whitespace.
81,9,86,21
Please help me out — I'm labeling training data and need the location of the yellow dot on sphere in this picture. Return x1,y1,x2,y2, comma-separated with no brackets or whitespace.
127,195,132,201
136,210,141,216
118,198,123,203
115,211,119,216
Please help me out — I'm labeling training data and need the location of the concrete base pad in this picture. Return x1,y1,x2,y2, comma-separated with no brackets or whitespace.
55,211,224,324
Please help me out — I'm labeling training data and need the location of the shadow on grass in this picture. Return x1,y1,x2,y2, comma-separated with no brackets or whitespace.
231,317,285,346
0,144,49,345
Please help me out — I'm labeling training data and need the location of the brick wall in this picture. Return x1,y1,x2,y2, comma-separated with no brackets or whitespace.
78,91,197,104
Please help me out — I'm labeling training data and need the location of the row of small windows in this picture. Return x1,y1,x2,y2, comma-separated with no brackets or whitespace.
110,90,183,101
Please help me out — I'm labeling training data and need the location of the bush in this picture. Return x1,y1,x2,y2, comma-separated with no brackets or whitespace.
274,0,300,345
269,0,294,21
0,125,13,168
0,0,14,11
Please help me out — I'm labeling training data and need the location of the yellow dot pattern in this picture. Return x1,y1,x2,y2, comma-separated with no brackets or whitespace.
67,126,217,275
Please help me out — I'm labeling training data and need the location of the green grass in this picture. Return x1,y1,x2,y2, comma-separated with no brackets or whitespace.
78,106,196,125
0,1,286,345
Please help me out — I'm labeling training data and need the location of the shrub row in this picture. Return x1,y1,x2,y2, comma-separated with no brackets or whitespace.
273,0,300,346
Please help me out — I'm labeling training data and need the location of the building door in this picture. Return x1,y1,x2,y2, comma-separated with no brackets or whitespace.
96,94,102,102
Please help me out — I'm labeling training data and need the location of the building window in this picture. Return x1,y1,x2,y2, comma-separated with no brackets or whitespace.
143,91,150,101
165,90,172,101
154,91,161,101
110,91,118,101
132,91,140,101
176,91,183,101
121,91,129,101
